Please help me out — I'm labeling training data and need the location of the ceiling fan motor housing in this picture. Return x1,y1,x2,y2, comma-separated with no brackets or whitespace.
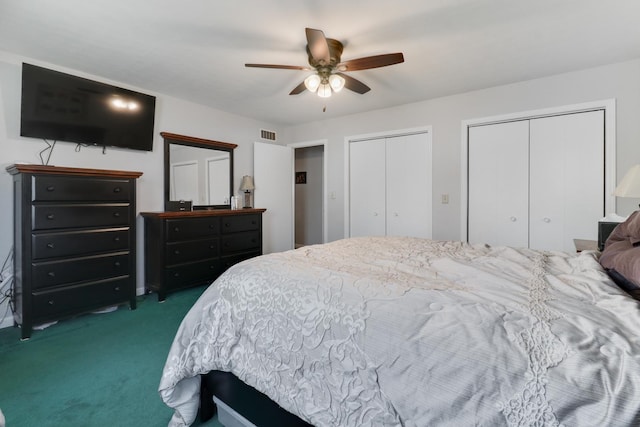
306,38,343,68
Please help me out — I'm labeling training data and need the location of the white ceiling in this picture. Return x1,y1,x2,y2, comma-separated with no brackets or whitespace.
1,1,639,126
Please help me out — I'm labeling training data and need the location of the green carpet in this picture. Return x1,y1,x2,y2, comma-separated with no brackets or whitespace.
0,286,223,427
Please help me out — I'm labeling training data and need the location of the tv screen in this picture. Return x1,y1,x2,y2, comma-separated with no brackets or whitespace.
20,63,156,151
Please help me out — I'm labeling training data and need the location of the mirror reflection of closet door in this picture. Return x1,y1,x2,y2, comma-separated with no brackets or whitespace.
207,157,230,205
171,161,199,202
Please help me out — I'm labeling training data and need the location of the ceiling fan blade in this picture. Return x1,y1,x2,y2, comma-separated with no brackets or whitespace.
305,28,330,65
337,73,370,94
337,53,404,71
289,81,307,95
245,63,310,71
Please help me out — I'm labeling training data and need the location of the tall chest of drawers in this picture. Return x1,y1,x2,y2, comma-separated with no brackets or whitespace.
7,164,142,339
141,209,265,301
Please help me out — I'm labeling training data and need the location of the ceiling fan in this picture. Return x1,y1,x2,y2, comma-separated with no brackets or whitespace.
245,28,404,98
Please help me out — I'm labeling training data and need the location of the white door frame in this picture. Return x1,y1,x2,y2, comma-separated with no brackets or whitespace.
344,126,433,238
460,99,616,241
288,139,328,244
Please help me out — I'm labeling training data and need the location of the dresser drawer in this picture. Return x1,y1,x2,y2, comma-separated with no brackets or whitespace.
32,228,130,260
32,176,132,202
166,217,221,242
221,231,260,253
166,238,219,265
32,204,130,230
31,252,130,290
221,251,261,270
165,259,222,288
31,277,131,319
221,214,261,233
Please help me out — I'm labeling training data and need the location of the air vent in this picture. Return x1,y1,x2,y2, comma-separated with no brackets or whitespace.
260,129,276,141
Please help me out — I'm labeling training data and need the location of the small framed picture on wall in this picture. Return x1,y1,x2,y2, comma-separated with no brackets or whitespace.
296,171,307,184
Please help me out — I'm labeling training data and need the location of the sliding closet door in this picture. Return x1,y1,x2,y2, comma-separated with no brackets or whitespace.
529,110,604,252
468,121,530,248
386,133,432,238
349,138,386,237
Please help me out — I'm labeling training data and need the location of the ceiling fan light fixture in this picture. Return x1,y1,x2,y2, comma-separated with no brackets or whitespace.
317,83,332,98
329,74,345,92
304,74,321,92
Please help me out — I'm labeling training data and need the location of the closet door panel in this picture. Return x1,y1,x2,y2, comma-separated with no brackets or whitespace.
386,133,432,238
468,121,529,247
349,139,386,237
529,110,604,252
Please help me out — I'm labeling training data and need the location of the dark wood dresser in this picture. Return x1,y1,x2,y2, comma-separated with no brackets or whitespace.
7,164,142,339
141,209,265,301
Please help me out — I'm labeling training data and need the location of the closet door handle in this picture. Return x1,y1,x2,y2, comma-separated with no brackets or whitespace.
543,217,551,223
510,216,517,222
373,212,379,217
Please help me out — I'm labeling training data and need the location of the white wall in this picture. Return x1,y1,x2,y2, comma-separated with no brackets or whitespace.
0,51,280,328
281,58,640,243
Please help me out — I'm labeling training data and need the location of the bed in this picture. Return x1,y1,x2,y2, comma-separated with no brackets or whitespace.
159,233,640,427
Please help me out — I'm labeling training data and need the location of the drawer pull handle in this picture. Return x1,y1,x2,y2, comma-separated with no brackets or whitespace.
113,187,122,193
46,214,55,220
114,286,120,291
48,300,54,305
46,185,55,192
173,272,180,277
209,245,215,249
225,223,230,227
174,250,180,255
114,261,121,267
47,271,55,277
174,227,179,232
114,237,120,242
209,224,216,229
113,212,121,218
46,243,55,249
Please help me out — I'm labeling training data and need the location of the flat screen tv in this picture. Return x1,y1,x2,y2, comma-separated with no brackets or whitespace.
20,63,156,151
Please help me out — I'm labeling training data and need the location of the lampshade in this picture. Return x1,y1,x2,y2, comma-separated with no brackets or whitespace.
317,83,332,98
613,164,640,198
329,74,345,92
304,74,321,93
240,175,255,192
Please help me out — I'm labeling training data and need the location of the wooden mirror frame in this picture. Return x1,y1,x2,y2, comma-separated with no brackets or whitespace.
161,132,237,211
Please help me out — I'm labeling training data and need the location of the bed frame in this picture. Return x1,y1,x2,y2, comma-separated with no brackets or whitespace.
200,370,313,427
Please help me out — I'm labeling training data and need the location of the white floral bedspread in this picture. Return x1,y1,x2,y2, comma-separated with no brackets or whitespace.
159,236,640,426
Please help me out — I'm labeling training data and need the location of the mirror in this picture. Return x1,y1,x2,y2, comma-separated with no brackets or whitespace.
162,132,237,210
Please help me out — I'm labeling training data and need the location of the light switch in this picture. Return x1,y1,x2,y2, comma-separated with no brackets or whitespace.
441,194,449,204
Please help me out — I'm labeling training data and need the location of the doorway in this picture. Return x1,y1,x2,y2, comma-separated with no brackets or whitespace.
294,145,324,248
254,140,327,254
